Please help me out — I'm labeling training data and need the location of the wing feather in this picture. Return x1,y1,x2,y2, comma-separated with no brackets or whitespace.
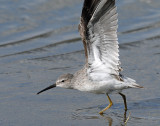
79,0,122,81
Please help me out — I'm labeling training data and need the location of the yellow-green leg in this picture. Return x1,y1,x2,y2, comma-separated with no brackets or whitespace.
119,93,127,111
99,94,113,114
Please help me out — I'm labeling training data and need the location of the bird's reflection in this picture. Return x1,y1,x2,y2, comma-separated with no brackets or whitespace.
74,108,130,126
100,115,113,126
100,110,129,126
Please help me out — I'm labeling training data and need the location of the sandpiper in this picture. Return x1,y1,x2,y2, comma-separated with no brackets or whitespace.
37,0,143,114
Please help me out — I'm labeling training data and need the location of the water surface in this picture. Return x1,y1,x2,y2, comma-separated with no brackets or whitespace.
0,0,160,125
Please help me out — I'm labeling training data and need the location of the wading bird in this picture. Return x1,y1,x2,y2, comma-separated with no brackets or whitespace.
37,0,143,114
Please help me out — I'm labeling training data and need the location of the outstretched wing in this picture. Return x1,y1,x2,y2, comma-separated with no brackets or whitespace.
79,0,123,81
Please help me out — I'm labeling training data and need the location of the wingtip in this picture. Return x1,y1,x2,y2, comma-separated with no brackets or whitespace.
133,84,144,88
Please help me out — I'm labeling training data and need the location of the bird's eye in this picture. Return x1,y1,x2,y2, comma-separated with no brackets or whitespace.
61,80,65,82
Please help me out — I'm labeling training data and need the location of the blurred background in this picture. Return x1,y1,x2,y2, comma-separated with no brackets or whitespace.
0,0,160,125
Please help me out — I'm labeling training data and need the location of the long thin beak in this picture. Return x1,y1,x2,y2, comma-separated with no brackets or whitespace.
37,84,56,95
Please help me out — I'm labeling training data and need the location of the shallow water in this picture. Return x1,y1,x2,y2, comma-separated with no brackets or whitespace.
0,0,160,125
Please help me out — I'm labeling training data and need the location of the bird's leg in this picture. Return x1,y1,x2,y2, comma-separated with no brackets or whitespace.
119,93,127,111
99,94,113,115
124,110,127,122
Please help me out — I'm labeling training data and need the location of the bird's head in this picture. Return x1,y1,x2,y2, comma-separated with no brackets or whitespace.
37,73,73,94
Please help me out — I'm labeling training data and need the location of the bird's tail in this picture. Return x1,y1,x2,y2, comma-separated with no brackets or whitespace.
124,77,144,88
